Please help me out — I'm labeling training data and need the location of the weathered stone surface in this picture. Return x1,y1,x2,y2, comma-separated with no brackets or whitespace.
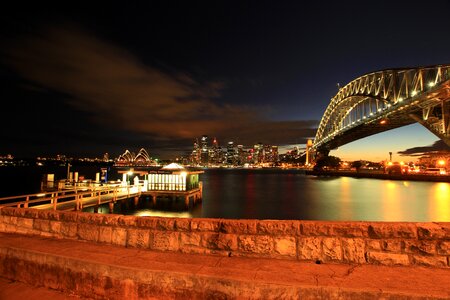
191,219,220,232
302,222,369,238
77,223,99,242
342,238,366,263
98,226,113,244
136,217,157,228
322,238,342,261
78,213,103,225
437,241,450,255
220,220,257,234
411,255,448,268
156,218,176,231
61,222,78,238
151,231,179,251
180,232,201,247
238,235,273,254
23,209,40,219
118,216,138,227
16,217,34,230
127,229,150,248
404,240,436,255
101,214,121,226
297,237,322,261
417,223,450,240
200,233,221,250
368,223,417,239
49,221,61,233
217,233,238,251
41,210,61,221
274,237,296,257
367,252,410,266
257,221,300,236
175,218,191,231
381,239,404,253
59,211,79,223
33,219,50,232
111,227,127,246
366,240,382,251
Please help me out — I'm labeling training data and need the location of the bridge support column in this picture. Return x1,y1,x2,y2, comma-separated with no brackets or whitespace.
410,106,450,147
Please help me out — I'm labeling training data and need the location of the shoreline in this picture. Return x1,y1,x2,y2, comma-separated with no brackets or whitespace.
305,169,450,182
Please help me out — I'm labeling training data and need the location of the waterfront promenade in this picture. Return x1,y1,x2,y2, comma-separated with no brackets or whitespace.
1,232,449,299
0,207,449,299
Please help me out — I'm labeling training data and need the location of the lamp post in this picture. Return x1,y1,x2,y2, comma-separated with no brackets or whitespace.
389,152,392,162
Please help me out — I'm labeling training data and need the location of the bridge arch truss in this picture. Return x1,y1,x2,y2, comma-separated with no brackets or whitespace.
314,65,450,152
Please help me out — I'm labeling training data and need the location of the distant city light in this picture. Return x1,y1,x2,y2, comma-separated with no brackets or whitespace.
411,90,418,96
428,81,436,87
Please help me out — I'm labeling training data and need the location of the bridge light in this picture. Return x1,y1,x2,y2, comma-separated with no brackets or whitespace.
370,112,373,116
398,97,403,102
387,104,391,108
380,119,387,125
362,116,366,119
428,82,436,88
411,90,417,96
378,108,382,112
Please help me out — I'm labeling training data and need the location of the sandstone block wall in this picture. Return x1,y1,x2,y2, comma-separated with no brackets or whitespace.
0,207,449,268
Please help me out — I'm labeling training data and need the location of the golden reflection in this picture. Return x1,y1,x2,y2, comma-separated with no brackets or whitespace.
429,183,450,221
134,210,192,218
382,181,403,221
339,177,352,219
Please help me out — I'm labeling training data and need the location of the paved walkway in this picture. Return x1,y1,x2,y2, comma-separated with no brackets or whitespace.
0,233,449,299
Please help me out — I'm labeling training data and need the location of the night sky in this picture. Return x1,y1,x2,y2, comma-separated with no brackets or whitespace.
1,1,450,160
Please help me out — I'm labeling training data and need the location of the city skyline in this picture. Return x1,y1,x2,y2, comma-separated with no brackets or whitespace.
1,2,450,160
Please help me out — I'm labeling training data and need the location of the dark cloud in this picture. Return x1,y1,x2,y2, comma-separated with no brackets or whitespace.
398,140,450,156
1,25,317,157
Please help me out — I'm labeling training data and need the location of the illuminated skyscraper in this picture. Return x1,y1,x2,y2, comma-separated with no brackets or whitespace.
201,135,209,165
226,141,235,165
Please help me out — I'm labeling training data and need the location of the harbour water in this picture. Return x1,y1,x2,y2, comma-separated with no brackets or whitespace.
1,167,449,221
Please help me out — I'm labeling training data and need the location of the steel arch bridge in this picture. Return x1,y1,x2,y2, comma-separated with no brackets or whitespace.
313,65,450,154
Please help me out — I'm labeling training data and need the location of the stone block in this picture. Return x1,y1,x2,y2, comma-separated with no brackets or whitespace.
367,252,410,266
297,237,322,261
417,223,450,240
274,237,296,257
23,209,40,219
367,223,417,239
381,239,403,253
191,219,220,232
17,217,34,229
49,221,62,234
98,226,113,243
302,221,369,238
59,211,79,223
33,219,50,232
257,221,300,236
118,216,138,227
0,208,17,216
41,210,61,221
111,227,127,246
217,233,238,251
437,241,450,255
200,233,220,249
175,218,191,231
220,219,257,234
61,222,78,238
411,255,448,268
342,238,366,263
127,229,150,248
156,218,176,231
300,222,333,236
404,240,436,255
78,213,104,225
135,217,157,229
238,235,273,255
77,223,99,242
180,232,201,247
322,237,342,261
151,231,179,251
366,240,382,251
101,215,121,226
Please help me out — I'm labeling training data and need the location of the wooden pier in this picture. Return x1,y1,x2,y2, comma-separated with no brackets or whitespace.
0,181,202,212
